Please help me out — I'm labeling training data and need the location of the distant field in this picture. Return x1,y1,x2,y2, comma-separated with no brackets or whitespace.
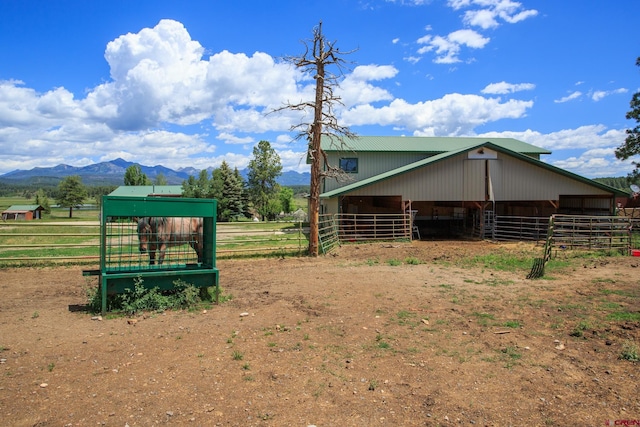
1,196,100,221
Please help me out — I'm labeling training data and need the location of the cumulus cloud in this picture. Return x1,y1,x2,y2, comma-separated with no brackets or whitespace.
339,65,398,105
0,20,315,174
477,126,629,177
479,125,625,151
342,93,533,136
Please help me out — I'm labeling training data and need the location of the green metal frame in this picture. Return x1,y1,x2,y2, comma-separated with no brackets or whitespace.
98,196,219,313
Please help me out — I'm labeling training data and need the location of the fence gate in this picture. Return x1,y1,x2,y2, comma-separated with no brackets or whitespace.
318,214,340,254
550,214,631,252
483,209,495,239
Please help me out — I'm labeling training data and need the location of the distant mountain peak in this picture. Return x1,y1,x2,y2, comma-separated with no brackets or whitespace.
0,159,310,187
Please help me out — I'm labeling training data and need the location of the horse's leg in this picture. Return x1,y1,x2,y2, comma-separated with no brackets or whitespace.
196,242,203,264
157,243,167,265
149,246,156,265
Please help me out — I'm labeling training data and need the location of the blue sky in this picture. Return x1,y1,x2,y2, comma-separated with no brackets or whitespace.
0,0,638,179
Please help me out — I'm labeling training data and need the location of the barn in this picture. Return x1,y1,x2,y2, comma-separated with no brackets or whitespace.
1,205,44,221
317,136,626,238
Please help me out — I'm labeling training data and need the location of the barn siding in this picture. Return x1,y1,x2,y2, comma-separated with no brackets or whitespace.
324,152,427,193
322,150,613,212
498,154,610,199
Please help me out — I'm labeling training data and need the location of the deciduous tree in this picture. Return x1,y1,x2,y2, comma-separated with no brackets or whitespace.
35,188,51,214
56,175,87,218
124,165,152,186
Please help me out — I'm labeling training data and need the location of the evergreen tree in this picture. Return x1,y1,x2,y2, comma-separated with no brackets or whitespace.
247,140,282,220
217,161,244,221
56,175,87,218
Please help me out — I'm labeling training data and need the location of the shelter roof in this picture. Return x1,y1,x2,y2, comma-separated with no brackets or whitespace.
3,204,43,213
108,186,183,197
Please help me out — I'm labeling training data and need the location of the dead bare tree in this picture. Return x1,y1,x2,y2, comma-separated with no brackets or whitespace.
274,21,357,256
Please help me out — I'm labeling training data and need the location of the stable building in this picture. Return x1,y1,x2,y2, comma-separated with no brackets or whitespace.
317,136,626,238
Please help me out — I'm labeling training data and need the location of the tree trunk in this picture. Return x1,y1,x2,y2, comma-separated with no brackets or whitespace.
308,57,326,257
308,150,321,256
68,206,73,218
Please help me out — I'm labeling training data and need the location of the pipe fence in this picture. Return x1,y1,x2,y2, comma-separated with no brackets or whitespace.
0,220,309,264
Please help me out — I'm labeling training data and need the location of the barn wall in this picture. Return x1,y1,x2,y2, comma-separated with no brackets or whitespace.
323,151,427,193
498,154,610,199
342,155,467,200
321,149,615,215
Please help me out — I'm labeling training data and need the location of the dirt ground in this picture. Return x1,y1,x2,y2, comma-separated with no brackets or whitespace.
0,240,639,426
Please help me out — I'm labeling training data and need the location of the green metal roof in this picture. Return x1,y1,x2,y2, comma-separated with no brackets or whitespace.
320,135,551,155
108,185,183,197
321,141,626,198
3,205,43,212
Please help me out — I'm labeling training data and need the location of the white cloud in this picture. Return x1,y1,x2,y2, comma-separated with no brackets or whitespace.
479,125,625,151
591,88,628,102
342,93,533,135
477,126,630,177
481,81,535,94
340,65,398,105
450,0,538,29
554,91,582,103
412,0,536,64
417,29,489,63
217,132,254,145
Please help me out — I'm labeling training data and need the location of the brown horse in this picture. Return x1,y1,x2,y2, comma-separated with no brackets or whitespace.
137,217,203,265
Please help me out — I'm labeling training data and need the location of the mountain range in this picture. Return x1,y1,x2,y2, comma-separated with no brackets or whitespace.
0,158,311,187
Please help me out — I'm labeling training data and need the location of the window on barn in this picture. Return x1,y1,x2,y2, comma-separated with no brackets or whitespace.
339,158,358,173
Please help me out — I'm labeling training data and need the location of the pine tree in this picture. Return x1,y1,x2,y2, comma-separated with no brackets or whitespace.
247,141,282,221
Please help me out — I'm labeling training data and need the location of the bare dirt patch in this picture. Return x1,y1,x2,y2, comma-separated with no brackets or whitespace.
1,240,639,426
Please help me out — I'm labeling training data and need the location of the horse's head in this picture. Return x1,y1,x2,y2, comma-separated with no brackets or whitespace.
137,218,152,253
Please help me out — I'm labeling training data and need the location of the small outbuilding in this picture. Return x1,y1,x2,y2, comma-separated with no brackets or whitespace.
2,205,44,221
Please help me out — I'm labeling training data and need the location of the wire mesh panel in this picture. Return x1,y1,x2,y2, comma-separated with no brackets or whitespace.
103,218,202,272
